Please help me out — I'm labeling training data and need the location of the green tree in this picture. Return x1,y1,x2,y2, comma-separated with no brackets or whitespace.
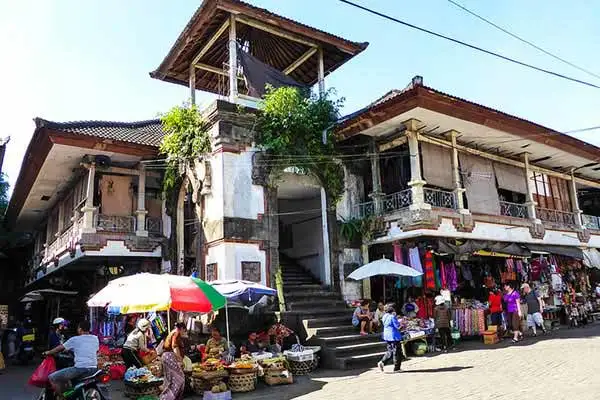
255,87,345,203
0,173,9,216
159,102,211,193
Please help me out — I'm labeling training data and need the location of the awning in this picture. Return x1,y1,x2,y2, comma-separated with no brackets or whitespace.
438,240,530,257
526,244,584,259
583,248,600,269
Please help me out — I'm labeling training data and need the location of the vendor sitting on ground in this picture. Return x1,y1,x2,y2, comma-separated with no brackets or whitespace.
352,299,375,336
205,327,229,358
239,332,262,355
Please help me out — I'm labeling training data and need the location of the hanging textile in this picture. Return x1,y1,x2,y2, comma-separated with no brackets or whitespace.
393,242,404,264
459,153,501,215
434,257,442,290
408,247,424,287
493,162,527,194
445,263,458,292
453,308,486,336
421,142,454,189
237,47,308,98
424,250,436,290
440,261,447,288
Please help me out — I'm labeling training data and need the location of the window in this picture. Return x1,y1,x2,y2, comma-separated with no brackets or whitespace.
241,261,261,283
532,172,571,211
205,263,218,282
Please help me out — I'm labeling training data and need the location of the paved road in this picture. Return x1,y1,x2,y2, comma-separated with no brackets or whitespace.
3,325,600,400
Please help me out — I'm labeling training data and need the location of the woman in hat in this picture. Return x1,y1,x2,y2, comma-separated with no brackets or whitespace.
434,295,453,351
122,318,151,368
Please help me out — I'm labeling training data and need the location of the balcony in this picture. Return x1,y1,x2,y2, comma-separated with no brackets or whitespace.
96,214,136,233
146,217,163,235
582,214,600,230
536,207,577,227
353,189,412,218
424,188,457,210
500,201,528,219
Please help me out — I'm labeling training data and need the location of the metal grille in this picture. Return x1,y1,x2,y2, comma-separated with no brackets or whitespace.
146,217,163,234
96,215,136,232
499,201,528,219
424,188,457,210
382,189,412,213
582,214,600,230
535,207,577,226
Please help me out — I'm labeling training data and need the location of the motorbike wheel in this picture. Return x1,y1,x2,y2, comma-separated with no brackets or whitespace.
83,388,103,400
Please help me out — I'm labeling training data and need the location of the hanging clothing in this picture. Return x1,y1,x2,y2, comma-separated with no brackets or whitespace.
434,257,442,290
445,263,458,292
408,247,424,287
440,261,447,289
393,242,404,264
461,265,473,281
424,250,436,290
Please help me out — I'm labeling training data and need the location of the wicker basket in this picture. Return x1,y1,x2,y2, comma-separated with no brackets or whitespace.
264,370,293,386
190,374,228,395
123,381,162,399
288,357,319,376
228,372,257,392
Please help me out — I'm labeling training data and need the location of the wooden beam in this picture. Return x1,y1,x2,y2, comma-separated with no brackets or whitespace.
378,136,407,153
233,14,318,48
283,47,317,75
418,134,600,189
195,63,228,77
228,14,238,101
318,47,325,95
191,19,230,66
189,65,196,105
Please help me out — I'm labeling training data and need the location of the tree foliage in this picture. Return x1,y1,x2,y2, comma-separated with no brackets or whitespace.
255,86,345,203
0,173,9,216
159,103,211,193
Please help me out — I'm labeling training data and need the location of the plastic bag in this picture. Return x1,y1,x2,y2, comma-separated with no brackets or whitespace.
28,356,57,387
109,364,126,381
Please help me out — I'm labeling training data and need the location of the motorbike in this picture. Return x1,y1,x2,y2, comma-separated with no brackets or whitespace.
38,354,111,400
17,329,36,365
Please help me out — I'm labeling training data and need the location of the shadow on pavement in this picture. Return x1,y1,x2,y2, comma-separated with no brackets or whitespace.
402,366,473,373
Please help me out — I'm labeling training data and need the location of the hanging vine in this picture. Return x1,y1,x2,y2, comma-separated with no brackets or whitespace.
255,86,345,204
159,102,211,197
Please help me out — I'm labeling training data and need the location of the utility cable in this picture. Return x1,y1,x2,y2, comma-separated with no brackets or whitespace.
338,0,600,90
446,0,600,81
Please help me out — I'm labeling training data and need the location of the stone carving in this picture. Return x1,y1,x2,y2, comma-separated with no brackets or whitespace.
529,222,546,240
577,228,591,243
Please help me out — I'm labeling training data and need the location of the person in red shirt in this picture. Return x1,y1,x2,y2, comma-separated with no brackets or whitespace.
488,288,503,328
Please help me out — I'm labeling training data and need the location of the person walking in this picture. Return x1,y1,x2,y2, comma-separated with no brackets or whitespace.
377,304,403,373
521,283,547,336
434,296,453,351
503,283,523,343
488,288,504,332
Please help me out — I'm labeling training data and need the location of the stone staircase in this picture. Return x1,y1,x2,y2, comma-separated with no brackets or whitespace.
280,255,387,369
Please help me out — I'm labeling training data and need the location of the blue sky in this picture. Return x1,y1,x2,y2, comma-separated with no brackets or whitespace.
1,0,599,192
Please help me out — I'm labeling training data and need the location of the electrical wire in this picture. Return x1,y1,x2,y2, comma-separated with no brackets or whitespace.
338,0,600,90
446,0,600,81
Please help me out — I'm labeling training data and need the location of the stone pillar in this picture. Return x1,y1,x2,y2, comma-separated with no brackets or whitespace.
569,168,584,227
135,166,148,237
405,119,430,211
522,153,539,222
318,47,325,96
361,244,371,299
321,187,332,287
81,163,97,233
228,15,238,102
189,65,196,106
369,139,384,214
448,130,468,214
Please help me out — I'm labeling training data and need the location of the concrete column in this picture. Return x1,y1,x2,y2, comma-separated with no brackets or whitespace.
136,166,148,237
522,153,539,222
228,15,238,102
369,139,384,214
405,119,430,211
81,163,97,233
321,187,331,287
318,47,325,96
176,183,186,276
448,130,468,214
361,244,371,299
569,168,584,227
189,65,196,105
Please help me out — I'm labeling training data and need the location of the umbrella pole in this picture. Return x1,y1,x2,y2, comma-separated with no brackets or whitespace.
167,309,171,331
225,300,230,346
383,276,386,303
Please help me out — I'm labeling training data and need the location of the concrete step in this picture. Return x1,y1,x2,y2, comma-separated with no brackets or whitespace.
287,300,347,311
285,291,340,301
282,309,349,320
313,325,357,338
304,316,350,328
283,276,316,282
283,284,323,292
331,341,387,358
317,333,381,347
341,351,387,370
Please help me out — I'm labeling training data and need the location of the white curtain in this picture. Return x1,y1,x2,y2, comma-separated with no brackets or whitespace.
459,153,500,215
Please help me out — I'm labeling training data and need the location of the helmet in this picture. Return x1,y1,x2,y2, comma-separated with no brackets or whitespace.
52,317,66,326
137,318,151,331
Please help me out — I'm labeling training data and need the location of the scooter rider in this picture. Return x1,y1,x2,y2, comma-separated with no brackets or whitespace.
43,321,99,395
49,318,67,349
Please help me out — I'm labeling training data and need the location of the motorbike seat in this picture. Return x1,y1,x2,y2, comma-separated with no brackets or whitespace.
72,370,103,383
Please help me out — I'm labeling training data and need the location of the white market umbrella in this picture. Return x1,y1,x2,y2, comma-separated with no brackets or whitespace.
348,258,423,302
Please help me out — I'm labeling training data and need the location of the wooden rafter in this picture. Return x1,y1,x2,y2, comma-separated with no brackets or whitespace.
195,63,243,80
233,14,318,49
192,19,231,66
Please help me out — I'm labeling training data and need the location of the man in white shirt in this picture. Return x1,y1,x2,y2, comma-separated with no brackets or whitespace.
44,320,99,394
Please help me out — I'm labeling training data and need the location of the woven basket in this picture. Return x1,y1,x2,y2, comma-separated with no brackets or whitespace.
190,376,227,395
264,371,293,386
288,357,319,376
228,372,256,393
123,381,162,399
